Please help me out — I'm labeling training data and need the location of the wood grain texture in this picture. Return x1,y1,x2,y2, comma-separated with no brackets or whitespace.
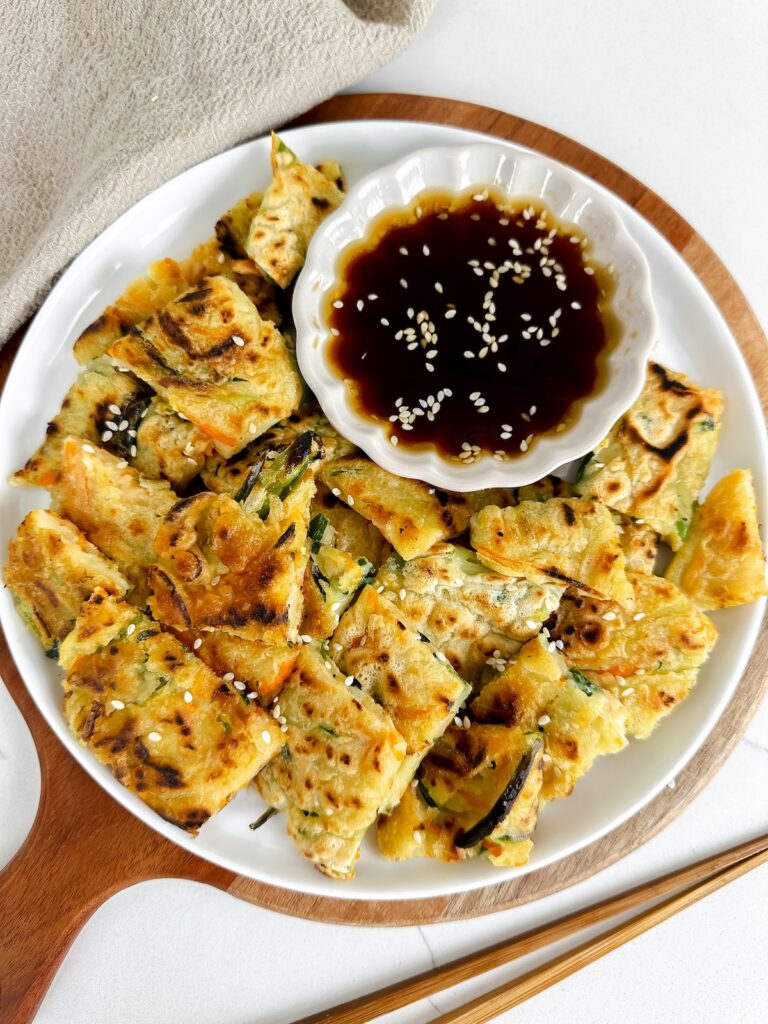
0,93,766,1022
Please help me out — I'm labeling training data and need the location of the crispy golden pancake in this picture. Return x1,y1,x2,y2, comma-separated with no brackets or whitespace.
245,134,344,288
549,572,718,738
471,498,633,606
376,543,563,683
51,437,178,603
4,509,128,655
319,456,472,560
378,727,542,866
665,469,768,609
60,590,282,831
574,362,723,550
255,646,406,878
150,475,313,644
110,276,301,458
471,635,627,800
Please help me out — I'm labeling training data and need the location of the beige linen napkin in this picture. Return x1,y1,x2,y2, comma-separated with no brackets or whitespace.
0,0,434,344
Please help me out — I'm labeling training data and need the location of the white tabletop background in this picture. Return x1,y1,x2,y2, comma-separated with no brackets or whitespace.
2,1,767,1021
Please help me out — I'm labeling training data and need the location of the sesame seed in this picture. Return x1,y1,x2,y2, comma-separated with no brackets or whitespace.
368,293,378,300
281,724,288,732
414,830,423,844
111,699,125,710
217,252,225,263
301,635,312,645
211,575,220,586
400,279,408,289
398,588,407,600
357,299,364,310
347,495,355,506
193,638,202,650
117,459,128,468
422,244,430,256
380,318,389,326
148,731,161,742
526,620,538,630
333,300,344,308
603,611,617,621
82,444,95,453
126,623,136,636
445,308,456,318
633,612,646,621
462,715,471,730
184,691,193,703
622,687,635,697
498,363,507,372
101,431,113,442
130,445,137,457
262,730,272,744
108,404,121,416
454,716,462,728
435,651,448,663
248,692,258,701
232,335,245,347
344,676,354,686
399,246,408,256
330,328,339,336
538,714,551,726
223,672,235,681
390,436,398,446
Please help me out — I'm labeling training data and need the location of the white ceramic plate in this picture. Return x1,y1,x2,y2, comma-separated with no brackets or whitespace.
295,143,657,490
1,120,765,901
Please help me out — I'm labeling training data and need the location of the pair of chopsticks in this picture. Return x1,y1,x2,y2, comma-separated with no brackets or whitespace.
294,831,768,1024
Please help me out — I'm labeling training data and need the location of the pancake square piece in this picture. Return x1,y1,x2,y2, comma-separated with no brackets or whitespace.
150,475,313,645
4,509,128,656
60,590,282,832
574,362,724,550
319,456,472,561
51,437,178,603
376,543,563,683
471,498,633,607
255,646,406,879
109,275,301,458
665,469,768,610
549,572,718,738
333,587,472,803
245,134,344,288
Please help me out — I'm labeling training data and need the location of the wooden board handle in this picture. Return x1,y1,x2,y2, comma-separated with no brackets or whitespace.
0,633,235,1023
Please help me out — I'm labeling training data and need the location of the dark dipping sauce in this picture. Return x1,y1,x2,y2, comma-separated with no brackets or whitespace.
326,190,619,464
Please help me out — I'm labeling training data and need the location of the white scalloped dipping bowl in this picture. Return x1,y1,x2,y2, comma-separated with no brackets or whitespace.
294,143,658,490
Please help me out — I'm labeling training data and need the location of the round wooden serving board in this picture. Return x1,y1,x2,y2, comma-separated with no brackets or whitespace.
1,93,767,1023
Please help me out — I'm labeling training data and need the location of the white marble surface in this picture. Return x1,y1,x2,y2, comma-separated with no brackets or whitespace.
2,1,767,1021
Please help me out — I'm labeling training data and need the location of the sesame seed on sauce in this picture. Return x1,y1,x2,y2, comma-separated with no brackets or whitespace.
326,191,617,462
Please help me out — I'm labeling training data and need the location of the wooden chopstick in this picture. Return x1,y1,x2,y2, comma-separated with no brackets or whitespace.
294,831,768,1024
431,843,768,1024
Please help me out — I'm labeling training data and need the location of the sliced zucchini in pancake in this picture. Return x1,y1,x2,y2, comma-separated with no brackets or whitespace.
311,485,392,568
150,473,313,644
665,469,768,609
333,587,472,806
573,362,724,550
4,509,129,656
109,275,301,458
245,134,344,288
201,407,354,497
471,498,633,606
12,358,150,488
50,437,178,603
471,635,627,801
255,646,406,878
60,590,282,831
236,431,324,519
378,727,542,865
301,515,374,639
319,456,472,560
376,543,563,683
549,572,718,738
